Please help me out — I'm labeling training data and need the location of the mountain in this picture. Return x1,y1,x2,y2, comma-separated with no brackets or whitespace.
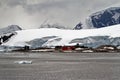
40,23,68,29
0,25,22,45
86,7,120,28
73,22,83,30
0,25,22,35
2,24,120,50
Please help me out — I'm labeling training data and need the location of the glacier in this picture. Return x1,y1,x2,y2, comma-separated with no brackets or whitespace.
1,24,120,50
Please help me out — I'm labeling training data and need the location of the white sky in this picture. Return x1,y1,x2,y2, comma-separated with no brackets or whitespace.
0,0,120,29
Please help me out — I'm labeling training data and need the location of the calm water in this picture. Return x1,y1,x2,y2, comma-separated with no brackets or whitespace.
0,52,120,80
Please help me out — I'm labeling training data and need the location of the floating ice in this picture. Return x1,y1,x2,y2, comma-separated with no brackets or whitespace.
14,60,32,64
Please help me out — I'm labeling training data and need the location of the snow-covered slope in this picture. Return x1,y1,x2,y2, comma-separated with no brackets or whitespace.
0,25,22,45
2,24,120,48
86,7,120,28
0,25,22,35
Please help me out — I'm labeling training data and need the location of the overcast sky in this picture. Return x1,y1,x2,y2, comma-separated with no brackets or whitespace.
0,0,120,29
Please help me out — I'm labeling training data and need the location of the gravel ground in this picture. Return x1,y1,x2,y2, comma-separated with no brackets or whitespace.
0,52,120,80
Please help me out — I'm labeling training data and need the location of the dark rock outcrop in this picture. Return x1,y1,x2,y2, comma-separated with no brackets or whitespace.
0,25,22,45
73,22,83,30
87,7,120,28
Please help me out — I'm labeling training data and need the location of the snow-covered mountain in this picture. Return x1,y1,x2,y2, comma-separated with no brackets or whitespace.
0,25,22,35
40,23,68,29
86,7,120,28
2,24,120,49
73,22,83,30
0,25,22,45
